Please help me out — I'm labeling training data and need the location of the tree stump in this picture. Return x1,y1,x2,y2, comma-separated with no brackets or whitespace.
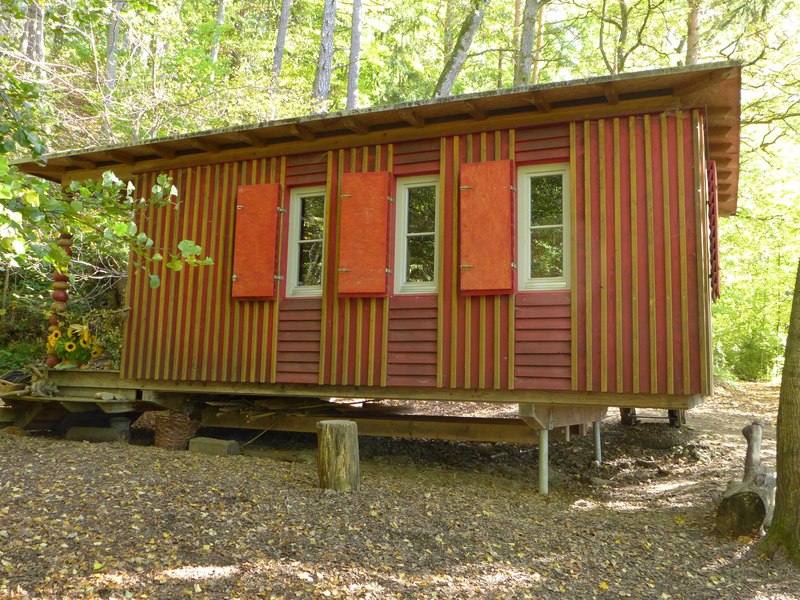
715,420,777,536
317,420,360,492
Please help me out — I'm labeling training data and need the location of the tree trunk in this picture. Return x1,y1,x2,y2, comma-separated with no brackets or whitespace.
317,420,360,492
20,1,37,61
433,0,491,98
530,3,545,84
716,421,777,536
762,258,800,563
443,0,455,57
210,0,226,63
311,0,337,112
516,0,539,86
105,0,126,96
34,0,45,69
512,0,521,84
686,1,699,65
345,0,362,110
271,0,292,83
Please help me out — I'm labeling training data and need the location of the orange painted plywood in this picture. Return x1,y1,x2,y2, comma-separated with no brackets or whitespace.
459,160,514,294
232,183,280,299
338,171,391,296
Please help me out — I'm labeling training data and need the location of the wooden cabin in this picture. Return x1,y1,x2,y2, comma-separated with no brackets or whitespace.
10,63,740,481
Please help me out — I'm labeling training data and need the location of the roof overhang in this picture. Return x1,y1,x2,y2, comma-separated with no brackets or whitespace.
14,61,742,215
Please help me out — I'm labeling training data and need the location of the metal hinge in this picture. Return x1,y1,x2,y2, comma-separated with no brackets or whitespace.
341,194,352,198
459,186,472,190
338,269,351,273
231,274,238,281
460,264,474,269
386,268,392,274
274,275,284,281
277,207,287,213
236,205,244,210
388,196,394,203
511,262,517,270
510,186,517,192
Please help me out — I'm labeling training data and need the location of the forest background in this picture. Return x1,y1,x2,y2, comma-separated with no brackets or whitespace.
0,0,798,382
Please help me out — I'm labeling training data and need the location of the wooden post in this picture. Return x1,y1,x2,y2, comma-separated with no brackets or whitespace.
715,420,777,536
317,420,360,492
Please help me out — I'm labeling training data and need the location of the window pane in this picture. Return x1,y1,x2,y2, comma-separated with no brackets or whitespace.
407,185,436,233
530,227,563,278
298,241,324,286
530,175,563,226
406,234,435,282
301,195,325,240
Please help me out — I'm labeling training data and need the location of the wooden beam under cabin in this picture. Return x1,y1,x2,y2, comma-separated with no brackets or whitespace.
709,141,733,153
289,123,316,141
524,92,550,112
342,117,369,135
66,156,96,170
706,106,732,120
232,131,268,147
145,144,176,159
603,82,619,105
187,137,220,153
399,109,424,128
707,125,733,139
463,101,486,120
102,150,136,165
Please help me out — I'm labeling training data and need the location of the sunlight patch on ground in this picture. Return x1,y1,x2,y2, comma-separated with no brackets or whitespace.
603,501,650,512
644,480,700,495
160,564,240,581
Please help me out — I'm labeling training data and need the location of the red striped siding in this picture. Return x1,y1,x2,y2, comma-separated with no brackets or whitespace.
514,292,572,390
386,296,437,387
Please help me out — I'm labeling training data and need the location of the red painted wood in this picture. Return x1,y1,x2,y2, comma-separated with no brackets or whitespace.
232,183,280,299
388,363,438,376
589,121,602,392
389,295,438,309
667,117,684,391
389,308,438,319
338,171,391,296
388,318,438,330
459,160,514,293
515,291,571,306
515,340,571,354
515,125,570,142
388,352,438,364
500,294,510,389
284,172,328,187
515,317,571,330
279,341,321,352
392,161,441,176
683,115,702,394
386,375,437,387
515,306,570,319
277,372,319,384
282,298,324,310
286,163,328,176
277,361,319,373
515,377,571,390
516,137,571,152
287,152,327,167
278,330,321,341
279,310,323,321
515,365,571,378
515,354,571,366
515,147,571,165
388,329,437,342
618,118,634,393
634,116,651,392
279,320,322,331
575,123,587,390
470,296,480,387
389,340,438,353
603,118,617,390
394,139,441,154
650,116,668,394
441,136,454,387
393,150,441,165
515,329,571,342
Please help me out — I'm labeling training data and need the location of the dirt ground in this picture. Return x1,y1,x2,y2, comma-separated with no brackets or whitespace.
0,382,798,599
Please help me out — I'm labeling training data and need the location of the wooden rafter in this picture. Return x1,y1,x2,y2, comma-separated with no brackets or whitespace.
399,109,424,128
289,123,316,141
463,101,486,120
342,117,369,135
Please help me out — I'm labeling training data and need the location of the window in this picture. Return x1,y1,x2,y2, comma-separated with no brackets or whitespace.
286,186,326,297
394,175,439,294
518,163,571,291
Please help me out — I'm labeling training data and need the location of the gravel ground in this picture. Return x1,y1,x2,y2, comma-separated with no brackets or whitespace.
0,382,798,599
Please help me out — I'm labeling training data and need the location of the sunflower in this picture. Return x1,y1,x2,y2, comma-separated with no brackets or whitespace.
83,329,90,344
65,341,77,352
79,338,91,348
51,330,62,340
69,323,88,339
91,348,103,358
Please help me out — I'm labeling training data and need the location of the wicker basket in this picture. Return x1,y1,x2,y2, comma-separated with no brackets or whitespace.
154,412,199,450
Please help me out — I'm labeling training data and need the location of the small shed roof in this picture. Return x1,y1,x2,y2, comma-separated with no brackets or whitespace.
15,61,741,214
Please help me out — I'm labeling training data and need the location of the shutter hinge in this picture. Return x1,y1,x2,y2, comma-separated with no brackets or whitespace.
510,186,517,192
459,186,471,190
341,194,352,198
460,265,474,269
231,274,238,281
386,268,392,274
236,205,244,210
511,262,517,270
388,196,394,203
277,207,287,213
274,275,284,281
338,269,351,273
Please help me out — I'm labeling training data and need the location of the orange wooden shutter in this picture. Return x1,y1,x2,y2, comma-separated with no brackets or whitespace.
338,171,391,296
232,183,281,299
459,160,515,294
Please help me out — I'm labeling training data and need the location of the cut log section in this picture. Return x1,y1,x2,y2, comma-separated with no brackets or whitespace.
715,420,776,536
317,420,360,492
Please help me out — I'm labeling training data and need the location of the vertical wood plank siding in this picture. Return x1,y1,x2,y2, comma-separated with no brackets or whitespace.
122,113,709,396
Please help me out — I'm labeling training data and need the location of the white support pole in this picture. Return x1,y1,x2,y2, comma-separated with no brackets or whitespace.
538,428,549,494
593,420,602,464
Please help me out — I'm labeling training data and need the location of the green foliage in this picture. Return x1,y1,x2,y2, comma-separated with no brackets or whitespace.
0,340,46,373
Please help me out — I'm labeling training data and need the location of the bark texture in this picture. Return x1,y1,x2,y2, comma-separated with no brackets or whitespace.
433,0,491,98
210,0,226,63
345,0,362,110
317,420,360,492
311,0,337,112
271,0,292,82
763,258,800,562
715,421,776,536
516,0,539,86
686,2,699,65
530,3,545,85
105,0,126,95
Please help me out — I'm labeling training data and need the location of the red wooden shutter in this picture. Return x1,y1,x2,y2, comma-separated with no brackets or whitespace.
459,160,515,294
338,171,391,296
707,160,721,302
232,183,281,299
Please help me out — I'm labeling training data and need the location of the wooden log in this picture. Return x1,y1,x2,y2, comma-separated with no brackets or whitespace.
317,420,360,492
65,426,130,443
715,421,776,536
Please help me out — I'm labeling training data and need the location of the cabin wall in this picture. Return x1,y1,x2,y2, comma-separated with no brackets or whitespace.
121,109,712,398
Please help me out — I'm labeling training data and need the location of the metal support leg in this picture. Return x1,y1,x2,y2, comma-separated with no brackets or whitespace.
539,428,549,495
593,420,602,464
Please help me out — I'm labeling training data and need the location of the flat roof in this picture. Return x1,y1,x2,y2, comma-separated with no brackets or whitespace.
15,61,741,214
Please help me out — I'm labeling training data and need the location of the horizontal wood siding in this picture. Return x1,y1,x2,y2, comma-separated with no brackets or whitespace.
574,113,704,395
514,292,572,390
276,298,322,384
387,296,438,387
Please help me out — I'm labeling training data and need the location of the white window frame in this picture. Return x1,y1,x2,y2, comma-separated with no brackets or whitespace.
286,185,326,298
394,175,440,295
517,163,571,291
